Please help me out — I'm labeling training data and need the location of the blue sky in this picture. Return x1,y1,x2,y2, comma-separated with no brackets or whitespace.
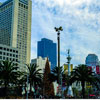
1,0,100,66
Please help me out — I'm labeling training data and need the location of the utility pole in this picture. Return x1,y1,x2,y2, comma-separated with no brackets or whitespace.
54,26,63,96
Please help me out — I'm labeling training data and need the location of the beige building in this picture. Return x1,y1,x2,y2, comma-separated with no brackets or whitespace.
0,0,32,69
31,56,58,95
31,56,51,73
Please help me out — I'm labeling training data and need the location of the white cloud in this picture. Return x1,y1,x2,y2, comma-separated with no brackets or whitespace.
31,0,100,66
1,0,100,66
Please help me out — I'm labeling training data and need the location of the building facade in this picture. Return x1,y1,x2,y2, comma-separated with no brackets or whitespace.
0,0,32,69
31,56,51,73
85,54,99,66
85,54,100,74
0,44,18,65
64,64,73,75
37,38,57,70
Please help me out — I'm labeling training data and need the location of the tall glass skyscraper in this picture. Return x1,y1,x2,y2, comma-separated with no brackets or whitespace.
37,38,57,70
0,0,32,69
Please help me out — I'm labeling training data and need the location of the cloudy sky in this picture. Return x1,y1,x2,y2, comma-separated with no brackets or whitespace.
0,0,100,66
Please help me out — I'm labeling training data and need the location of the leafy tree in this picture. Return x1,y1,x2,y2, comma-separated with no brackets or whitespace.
43,58,54,97
26,63,42,96
69,64,97,98
0,60,20,97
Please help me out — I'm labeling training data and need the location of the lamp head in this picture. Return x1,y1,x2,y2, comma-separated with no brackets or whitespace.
54,27,59,32
59,26,63,31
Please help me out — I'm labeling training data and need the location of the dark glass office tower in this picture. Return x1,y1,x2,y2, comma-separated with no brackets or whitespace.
37,38,57,70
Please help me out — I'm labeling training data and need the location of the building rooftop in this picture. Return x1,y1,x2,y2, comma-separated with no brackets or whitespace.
0,0,12,8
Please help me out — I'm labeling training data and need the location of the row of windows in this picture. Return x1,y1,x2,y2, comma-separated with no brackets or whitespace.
0,47,18,53
17,35,27,38
18,22,27,28
0,15,12,20
18,11,28,15
18,17,28,22
0,40,10,45
17,35,27,39
18,21,27,25
19,3,28,9
1,43,10,46
0,52,18,58
0,14,12,19
18,20,27,24
17,32,27,35
18,9,28,13
17,36,27,40
0,29,11,32
0,9,12,15
0,41,10,46
0,56,18,62
19,8,28,12
0,2,13,12
17,43,27,47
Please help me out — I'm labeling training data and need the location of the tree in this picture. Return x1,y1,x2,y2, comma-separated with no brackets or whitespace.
16,71,27,96
26,63,42,96
43,58,54,97
0,60,20,97
48,66,64,83
69,64,97,98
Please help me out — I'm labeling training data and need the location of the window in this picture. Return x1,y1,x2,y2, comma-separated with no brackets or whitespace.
0,56,2,59
7,48,9,51
7,53,9,56
3,52,5,55
0,47,2,49
13,50,15,52
19,3,21,6
7,57,8,60
21,4,23,7
16,55,18,57
3,57,5,60
0,51,2,54
13,59,15,61
13,54,15,57
10,49,12,52
26,6,28,9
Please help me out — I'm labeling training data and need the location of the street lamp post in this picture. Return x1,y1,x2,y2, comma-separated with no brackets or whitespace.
54,26,63,96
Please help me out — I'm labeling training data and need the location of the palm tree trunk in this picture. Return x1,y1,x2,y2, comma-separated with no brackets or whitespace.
81,81,85,98
25,83,27,97
4,81,8,97
30,82,32,95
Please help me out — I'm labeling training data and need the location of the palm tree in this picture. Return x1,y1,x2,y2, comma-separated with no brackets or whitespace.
16,71,27,96
48,66,64,83
26,64,42,96
0,60,20,97
69,64,96,98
